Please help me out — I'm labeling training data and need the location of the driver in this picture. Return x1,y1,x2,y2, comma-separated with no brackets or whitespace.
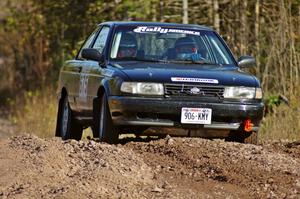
174,37,203,61
117,33,137,59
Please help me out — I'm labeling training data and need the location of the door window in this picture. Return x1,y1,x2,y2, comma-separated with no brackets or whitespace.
77,29,98,59
92,26,110,53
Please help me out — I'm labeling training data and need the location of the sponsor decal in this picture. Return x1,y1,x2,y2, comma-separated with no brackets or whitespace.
171,77,219,84
133,26,201,36
79,74,89,102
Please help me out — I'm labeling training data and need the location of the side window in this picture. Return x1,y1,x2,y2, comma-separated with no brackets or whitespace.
92,26,110,53
77,29,98,59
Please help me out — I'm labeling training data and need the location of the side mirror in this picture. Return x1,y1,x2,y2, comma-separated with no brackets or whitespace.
82,48,104,62
238,55,256,68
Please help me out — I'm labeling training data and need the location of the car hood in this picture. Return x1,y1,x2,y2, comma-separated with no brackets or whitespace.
112,61,259,87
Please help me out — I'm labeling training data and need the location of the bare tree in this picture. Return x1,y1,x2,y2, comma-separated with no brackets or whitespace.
182,0,188,24
255,0,261,78
213,0,220,32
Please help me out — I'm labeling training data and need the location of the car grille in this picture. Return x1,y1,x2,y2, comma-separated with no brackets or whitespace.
164,83,224,99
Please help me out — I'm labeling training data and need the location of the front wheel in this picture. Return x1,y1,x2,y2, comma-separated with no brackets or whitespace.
244,131,258,144
93,94,119,144
226,131,258,145
57,96,83,140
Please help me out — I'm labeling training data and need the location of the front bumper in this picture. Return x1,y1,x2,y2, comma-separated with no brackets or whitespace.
108,96,264,131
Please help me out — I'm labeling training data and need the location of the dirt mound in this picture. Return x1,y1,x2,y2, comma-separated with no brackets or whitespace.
0,135,300,198
0,135,154,198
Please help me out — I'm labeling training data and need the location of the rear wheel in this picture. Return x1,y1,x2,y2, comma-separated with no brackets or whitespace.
226,131,258,145
58,96,83,140
93,94,119,144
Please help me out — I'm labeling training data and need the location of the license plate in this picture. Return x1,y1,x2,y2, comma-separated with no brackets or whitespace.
181,107,212,124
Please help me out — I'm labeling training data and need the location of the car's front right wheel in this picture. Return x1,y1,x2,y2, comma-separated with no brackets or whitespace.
226,131,258,145
244,131,258,144
93,93,119,144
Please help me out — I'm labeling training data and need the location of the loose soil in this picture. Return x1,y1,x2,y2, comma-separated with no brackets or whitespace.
0,133,299,199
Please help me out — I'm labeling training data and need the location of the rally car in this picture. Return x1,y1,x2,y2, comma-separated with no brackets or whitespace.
55,21,264,144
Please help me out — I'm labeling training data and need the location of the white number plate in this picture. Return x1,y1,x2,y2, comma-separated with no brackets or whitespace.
181,107,212,124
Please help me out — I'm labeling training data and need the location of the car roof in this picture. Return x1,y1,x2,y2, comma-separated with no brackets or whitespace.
98,21,213,31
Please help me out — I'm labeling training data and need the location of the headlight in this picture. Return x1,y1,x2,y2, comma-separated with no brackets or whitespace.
224,87,262,99
255,88,263,99
120,82,164,95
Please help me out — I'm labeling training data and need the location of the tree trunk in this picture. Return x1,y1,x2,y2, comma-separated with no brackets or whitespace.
159,1,164,22
255,0,260,78
213,0,220,32
208,0,213,26
240,1,248,55
182,0,188,24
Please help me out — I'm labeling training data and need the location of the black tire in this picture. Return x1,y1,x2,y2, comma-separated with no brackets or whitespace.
226,131,258,145
244,131,258,145
93,94,119,144
57,96,83,140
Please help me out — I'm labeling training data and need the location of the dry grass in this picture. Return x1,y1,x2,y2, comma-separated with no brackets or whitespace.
9,87,93,139
259,94,300,141
10,88,57,138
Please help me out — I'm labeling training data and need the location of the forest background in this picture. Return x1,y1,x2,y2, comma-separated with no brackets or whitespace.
0,0,299,140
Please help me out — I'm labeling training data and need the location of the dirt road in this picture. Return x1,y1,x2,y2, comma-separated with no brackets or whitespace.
0,134,299,199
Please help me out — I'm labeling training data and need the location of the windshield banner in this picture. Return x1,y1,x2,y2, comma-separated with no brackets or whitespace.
133,26,201,36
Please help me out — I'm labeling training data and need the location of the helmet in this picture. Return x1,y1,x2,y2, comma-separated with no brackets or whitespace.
175,37,197,60
117,33,137,59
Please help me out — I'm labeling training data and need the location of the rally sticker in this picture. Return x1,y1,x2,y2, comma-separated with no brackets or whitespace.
171,77,219,84
133,26,201,36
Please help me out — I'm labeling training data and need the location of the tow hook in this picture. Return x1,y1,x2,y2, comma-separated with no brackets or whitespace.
244,119,253,132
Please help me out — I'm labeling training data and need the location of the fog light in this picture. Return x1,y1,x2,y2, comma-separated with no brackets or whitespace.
244,119,253,132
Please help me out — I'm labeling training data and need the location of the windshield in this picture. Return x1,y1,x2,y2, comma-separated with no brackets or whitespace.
110,25,235,65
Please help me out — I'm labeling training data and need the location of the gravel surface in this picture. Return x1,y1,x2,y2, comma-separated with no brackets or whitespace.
0,134,299,199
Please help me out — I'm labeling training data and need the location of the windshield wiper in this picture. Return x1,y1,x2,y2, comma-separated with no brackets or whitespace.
159,59,220,65
135,58,163,62
115,57,221,65
117,57,163,63
190,60,219,65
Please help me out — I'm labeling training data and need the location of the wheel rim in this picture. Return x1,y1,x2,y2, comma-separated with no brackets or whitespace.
99,96,106,138
61,98,69,137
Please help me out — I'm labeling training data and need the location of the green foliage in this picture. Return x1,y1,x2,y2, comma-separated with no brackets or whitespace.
265,95,281,107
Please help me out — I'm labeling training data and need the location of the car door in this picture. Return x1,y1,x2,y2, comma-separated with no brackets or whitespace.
64,27,99,112
77,25,111,113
